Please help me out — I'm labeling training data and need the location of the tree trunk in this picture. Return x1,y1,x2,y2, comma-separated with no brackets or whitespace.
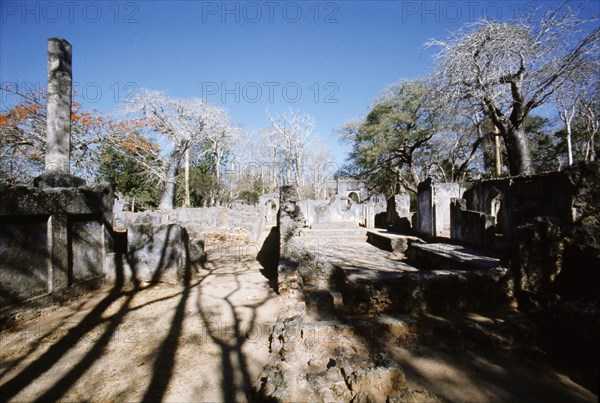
494,127,502,177
159,148,185,210
560,106,575,166
184,149,191,207
504,126,534,176
271,149,277,193
566,121,574,166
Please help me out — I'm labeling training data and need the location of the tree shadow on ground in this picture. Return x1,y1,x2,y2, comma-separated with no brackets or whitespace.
195,250,273,403
141,256,193,402
0,224,278,402
0,232,195,402
0,251,133,401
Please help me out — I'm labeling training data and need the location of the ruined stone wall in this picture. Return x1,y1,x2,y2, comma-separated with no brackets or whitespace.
255,186,412,401
460,162,600,301
450,198,495,248
463,169,575,239
0,183,114,308
336,179,368,202
417,179,464,239
298,196,384,229
121,204,265,243
382,192,412,232
299,198,360,227
277,185,306,295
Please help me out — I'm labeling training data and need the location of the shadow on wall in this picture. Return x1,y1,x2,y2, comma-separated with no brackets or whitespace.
257,226,279,293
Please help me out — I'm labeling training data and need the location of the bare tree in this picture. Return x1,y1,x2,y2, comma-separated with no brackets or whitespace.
124,90,221,210
267,110,316,190
260,127,284,193
429,5,600,175
300,141,336,199
556,89,579,166
578,77,599,162
193,107,240,206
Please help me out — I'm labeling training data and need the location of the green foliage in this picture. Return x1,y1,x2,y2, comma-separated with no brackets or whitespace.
176,167,222,207
97,141,162,209
237,190,259,205
527,116,561,173
342,80,441,195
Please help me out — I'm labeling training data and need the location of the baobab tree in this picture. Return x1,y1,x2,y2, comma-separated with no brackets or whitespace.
124,90,229,210
429,5,600,175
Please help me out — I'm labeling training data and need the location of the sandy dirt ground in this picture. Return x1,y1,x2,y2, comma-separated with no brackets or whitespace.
1,226,597,402
0,229,280,402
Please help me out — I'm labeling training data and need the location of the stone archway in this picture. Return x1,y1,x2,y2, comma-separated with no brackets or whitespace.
348,191,360,204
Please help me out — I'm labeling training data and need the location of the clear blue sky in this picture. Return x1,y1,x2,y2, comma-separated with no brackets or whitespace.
1,1,598,165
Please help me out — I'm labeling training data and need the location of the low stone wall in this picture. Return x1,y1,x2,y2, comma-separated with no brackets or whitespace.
121,204,265,243
105,223,191,285
299,198,359,227
450,198,495,248
0,183,114,309
298,196,384,229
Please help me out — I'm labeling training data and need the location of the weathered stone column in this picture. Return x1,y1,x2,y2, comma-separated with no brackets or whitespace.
35,38,85,188
46,38,72,173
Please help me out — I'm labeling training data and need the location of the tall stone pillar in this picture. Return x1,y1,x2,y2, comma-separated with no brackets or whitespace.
46,38,72,173
35,38,85,188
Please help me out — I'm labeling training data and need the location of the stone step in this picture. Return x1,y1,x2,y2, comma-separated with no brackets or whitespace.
300,310,535,352
407,243,502,271
309,222,361,230
339,266,514,316
299,228,368,244
301,228,367,236
366,229,424,255
296,234,513,315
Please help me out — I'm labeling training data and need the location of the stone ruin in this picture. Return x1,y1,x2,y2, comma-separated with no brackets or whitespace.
0,39,199,308
254,162,599,401
0,39,289,311
298,179,387,229
0,39,115,308
1,38,598,403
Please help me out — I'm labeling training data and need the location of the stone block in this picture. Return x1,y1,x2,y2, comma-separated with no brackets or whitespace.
512,217,564,297
417,179,463,239
0,183,113,308
126,223,189,284
33,172,86,189
189,237,207,265
70,218,105,282
345,365,406,402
